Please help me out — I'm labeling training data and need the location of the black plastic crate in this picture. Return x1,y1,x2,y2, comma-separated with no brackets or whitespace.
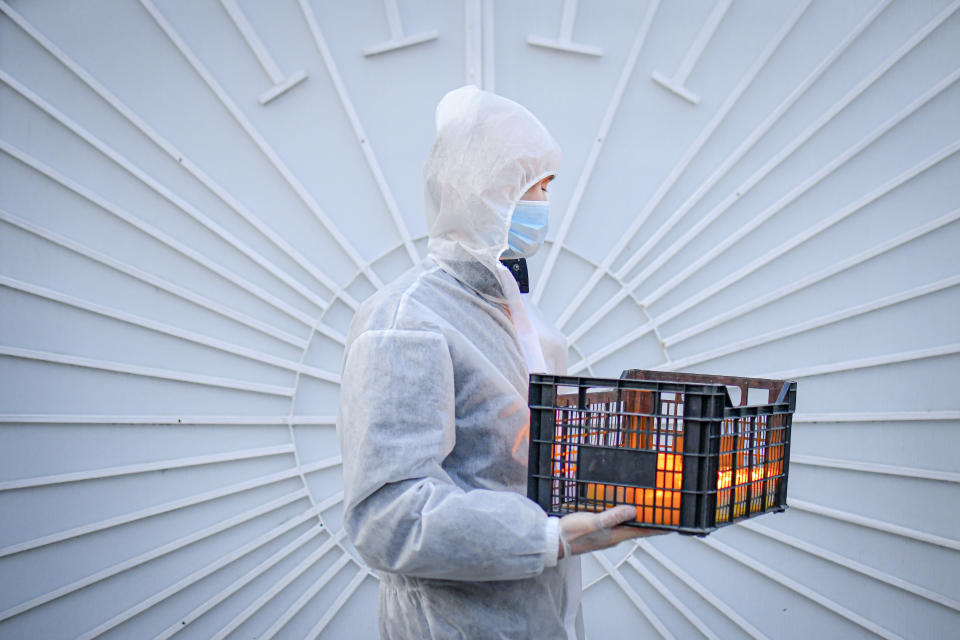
527,370,797,535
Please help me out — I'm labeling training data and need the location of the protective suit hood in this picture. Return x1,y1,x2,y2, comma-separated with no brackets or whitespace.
424,85,561,301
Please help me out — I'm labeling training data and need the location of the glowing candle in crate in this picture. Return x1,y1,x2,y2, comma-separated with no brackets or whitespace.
528,371,795,534
584,453,777,526
583,453,683,526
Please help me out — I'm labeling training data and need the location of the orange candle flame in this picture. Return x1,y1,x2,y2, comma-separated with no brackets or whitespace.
581,453,777,526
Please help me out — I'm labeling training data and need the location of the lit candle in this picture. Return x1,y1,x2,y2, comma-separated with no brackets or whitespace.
582,453,776,526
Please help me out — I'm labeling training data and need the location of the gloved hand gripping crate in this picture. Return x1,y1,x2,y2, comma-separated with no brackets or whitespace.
526,370,797,535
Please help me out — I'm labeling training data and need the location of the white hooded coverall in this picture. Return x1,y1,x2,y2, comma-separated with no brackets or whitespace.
337,85,584,638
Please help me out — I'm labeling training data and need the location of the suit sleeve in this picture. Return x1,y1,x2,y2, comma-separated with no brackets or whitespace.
337,328,555,581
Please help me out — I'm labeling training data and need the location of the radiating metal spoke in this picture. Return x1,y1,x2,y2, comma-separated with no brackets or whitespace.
0,209,309,349
788,499,960,552
0,345,296,397
76,506,321,640
761,344,960,380
0,68,332,314
0,444,295,491
210,530,347,640
297,0,419,267
0,0,357,310
739,521,960,613
303,567,371,639
0,414,293,424
0,466,306,559
138,0,383,290
615,0,894,283
565,2,960,342
623,554,720,640
793,411,960,423
0,275,342,378
152,524,324,640
533,0,661,303
591,551,675,639
1,139,323,331
663,275,960,372
790,455,960,484
0,489,309,622
638,540,768,640
662,209,960,348
698,537,904,640
259,554,354,639
554,0,811,328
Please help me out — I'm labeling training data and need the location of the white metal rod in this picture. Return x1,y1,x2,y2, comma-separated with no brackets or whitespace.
571,127,960,348
664,275,960,372
313,491,345,515
78,507,321,640
464,0,483,86
662,0,731,87
566,2,960,342
638,540,769,640
210,530,347,640
558,0,578,42
761,344,960,380
220,0,284,81
790,455,960,484
788,499,960,552
382,0,404,39
623,555,720,640
640,94,960,312
740,521,960,613
0,489,308,622
662,208,960,346
0,275,341,380
592,552,675,640
568,319,654,374
651,3,733,102
0,414,292,424
698,538,903,640
362,0,437,57
153,524,324,640
0,345,296,397
297,0,419,266
298,456,342,475
290,415,338,425
304,567,370,640
0,466,303,559
138,0,382,289
260,554,353,639
481,0,495,91
0,444,295,491
0,210,308,348
526,0,602,56
0,1,354,309
616,0,893,283
556,0,808,329
629,0,958,286
793,411,960,423
0,139,319,330
0,69,331,313
532,0,661,303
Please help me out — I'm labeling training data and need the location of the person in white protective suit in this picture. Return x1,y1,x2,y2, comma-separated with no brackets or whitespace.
337,85,664,639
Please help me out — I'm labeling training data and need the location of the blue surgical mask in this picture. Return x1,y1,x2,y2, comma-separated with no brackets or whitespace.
502,200,549,259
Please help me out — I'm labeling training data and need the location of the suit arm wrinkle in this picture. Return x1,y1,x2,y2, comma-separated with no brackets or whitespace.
340,320,549,581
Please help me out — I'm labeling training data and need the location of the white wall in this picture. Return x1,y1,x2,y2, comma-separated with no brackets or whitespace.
0,0,958,638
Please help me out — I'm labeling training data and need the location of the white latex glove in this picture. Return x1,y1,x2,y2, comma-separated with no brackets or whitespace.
558,505,666,558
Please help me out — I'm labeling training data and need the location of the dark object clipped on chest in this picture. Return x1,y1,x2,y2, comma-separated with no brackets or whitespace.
499,258,529,293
